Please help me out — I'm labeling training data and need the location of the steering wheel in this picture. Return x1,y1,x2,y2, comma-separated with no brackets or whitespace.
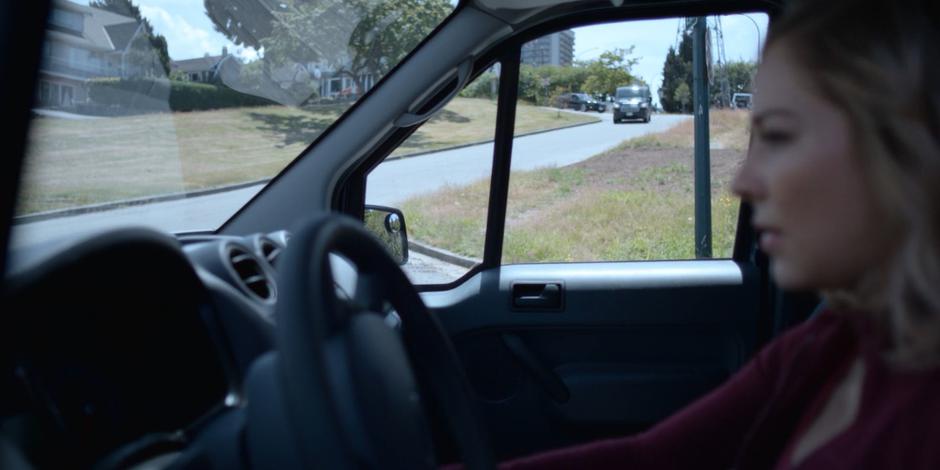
251,214,494,469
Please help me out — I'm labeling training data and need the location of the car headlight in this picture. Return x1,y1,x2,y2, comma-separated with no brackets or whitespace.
640,102,649,108
613,103,621,109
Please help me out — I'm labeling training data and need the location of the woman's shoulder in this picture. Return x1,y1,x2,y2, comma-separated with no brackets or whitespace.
782,308,852,347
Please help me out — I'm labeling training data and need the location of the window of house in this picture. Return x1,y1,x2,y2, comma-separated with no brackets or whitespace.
50,84,61,107
38,81,51,106
50,8,84,34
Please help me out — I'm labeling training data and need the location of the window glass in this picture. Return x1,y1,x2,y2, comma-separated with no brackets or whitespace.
13,0,455,249
366,72,500,285
381,14,766,268
368,66,600,284
500,14,765,263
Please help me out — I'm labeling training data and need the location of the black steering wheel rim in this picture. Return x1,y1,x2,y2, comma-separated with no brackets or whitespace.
274,213,494,469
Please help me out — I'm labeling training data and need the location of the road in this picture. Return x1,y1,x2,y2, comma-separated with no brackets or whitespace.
366,111,687,205
11,112,690,257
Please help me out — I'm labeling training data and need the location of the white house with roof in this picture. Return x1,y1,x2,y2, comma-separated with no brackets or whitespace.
170,47,242,84
38,0,162,109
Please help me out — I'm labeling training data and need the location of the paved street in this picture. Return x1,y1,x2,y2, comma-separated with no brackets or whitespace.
366,112,688,206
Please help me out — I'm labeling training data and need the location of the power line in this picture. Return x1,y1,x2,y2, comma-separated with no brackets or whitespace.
713,16,730,107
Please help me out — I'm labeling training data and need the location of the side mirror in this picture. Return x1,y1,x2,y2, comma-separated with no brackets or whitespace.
363,205,409,265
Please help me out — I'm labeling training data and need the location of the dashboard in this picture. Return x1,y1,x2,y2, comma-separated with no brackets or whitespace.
1,227,295,468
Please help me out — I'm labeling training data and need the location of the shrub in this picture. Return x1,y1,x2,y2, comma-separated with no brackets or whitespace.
459,72,498,99
86,78,274,113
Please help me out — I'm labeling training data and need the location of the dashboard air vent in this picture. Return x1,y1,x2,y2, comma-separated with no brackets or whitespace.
228,246,273,301
258,237,282,267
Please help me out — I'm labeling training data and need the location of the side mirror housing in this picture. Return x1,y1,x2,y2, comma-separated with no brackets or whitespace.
363,205,409,265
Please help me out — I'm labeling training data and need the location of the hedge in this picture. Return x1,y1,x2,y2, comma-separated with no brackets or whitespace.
86,78,275,112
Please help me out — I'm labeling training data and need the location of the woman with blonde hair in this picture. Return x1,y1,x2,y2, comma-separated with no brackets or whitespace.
490,0,940,468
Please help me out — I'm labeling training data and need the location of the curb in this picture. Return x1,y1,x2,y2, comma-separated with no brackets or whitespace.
15,116,602,224
408,240,481,268
14,178,270,225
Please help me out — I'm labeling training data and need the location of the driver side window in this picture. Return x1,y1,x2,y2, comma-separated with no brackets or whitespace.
365,65,602,284
368,14,766,284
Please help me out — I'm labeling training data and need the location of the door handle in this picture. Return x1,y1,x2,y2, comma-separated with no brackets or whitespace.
394,59,473,128
512,282,563,310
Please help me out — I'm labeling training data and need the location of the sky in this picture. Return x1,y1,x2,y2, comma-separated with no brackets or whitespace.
572,14,767,104
134,0,261,62
73,1,766,105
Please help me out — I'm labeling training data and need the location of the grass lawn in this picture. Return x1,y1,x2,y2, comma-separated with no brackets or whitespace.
19,98,596,215
401,109,750,262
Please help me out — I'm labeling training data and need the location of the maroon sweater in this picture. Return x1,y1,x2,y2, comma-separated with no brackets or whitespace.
496,312,940,469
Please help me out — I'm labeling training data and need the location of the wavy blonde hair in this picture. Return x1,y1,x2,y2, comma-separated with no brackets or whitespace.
765,0,940,365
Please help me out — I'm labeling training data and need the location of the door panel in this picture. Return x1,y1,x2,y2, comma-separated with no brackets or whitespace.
424,260,760,458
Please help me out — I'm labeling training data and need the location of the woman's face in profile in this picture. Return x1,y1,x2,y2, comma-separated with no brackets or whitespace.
731,43,895,291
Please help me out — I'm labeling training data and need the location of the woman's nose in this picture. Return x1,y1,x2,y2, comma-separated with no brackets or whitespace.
731,151,764,202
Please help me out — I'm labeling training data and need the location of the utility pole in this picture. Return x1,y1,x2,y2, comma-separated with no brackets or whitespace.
693,17,712,258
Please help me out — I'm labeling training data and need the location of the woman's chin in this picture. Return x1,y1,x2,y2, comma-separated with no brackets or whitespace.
770,259,815,291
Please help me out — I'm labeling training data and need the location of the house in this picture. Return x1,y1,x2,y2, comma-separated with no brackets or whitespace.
171,48,240,83
213,57,377,107
38,0,162,109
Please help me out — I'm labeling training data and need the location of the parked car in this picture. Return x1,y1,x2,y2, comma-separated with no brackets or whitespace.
555,92,606,112
1,1,807,469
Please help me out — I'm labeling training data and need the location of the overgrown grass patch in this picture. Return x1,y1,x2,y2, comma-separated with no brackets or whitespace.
618,109,750,151
400,179,491,259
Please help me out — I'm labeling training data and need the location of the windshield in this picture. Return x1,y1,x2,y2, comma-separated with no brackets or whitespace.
616,87,646,99
13,0,455,248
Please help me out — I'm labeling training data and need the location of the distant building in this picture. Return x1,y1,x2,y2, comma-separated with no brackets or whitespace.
521,30,574,67
171,48,239,83
38,0,162,109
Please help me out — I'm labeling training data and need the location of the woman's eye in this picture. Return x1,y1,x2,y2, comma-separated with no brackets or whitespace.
758,129,794,145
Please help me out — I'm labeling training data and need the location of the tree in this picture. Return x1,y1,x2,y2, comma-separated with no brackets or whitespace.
517,65,590,105
345,0,452,85
710,60,757,105
90,0,170,75
659,32,693,113
673,82,691,111
580,47,639,96
204,0,452,99
204,0,281,50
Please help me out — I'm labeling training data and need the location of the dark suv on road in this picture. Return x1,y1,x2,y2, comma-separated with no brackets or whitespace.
613,84,652,123
556,92,606,112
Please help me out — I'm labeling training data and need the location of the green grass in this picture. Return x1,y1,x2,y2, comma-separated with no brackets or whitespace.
502,174,739,262
401,180,491,258
617,109,750,151
19,98,596,215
